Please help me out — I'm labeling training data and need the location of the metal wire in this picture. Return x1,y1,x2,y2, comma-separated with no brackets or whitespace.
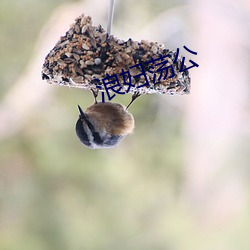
107,0,115,34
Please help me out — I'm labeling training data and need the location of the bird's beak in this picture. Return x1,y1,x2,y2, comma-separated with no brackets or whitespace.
77,105,86,119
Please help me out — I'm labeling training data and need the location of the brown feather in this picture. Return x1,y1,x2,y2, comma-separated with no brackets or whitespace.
85,102,134,135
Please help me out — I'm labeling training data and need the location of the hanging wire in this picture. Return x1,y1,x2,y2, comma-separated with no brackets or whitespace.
107,0,115,34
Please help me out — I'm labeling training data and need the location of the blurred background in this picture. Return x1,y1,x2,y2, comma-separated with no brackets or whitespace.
1,0,250,249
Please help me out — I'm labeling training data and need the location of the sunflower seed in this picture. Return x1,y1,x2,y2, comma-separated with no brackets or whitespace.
85,60,94,65
82,43,90,50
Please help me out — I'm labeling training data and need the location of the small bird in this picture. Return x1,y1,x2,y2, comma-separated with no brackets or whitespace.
75,99,136,149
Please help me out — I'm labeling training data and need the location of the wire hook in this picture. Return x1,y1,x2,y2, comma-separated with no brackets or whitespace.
107,0,115,34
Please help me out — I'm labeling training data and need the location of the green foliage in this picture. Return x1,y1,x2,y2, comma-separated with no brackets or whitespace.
0,0,70,98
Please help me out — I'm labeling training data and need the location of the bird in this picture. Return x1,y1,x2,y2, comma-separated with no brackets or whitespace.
75,91,140,149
